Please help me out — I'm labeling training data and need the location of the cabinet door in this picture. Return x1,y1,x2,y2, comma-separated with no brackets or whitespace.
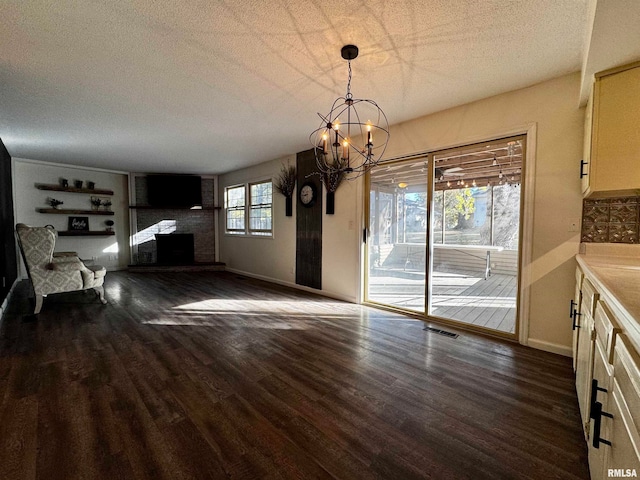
576,311,595,437
588,340,614,479
582,91,593,195
590,64,640,196
573,266,584,371
605,336,640,475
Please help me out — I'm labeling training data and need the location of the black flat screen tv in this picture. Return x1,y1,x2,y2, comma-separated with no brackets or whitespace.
147,174,202,208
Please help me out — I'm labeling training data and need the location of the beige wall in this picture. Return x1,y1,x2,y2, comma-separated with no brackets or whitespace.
13,158,130,273
219,72,585,354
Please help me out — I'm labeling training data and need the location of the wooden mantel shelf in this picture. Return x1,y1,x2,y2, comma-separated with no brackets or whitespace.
36,208,115,216
35,183,114,195
57,230,115,236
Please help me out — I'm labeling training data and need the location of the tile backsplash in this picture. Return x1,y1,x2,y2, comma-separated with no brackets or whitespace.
582,196,639,243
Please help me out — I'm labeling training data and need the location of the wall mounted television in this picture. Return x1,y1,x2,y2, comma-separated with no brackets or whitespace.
146,174,202,208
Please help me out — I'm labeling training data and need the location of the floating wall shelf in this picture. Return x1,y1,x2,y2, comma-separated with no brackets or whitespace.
36,208,115,215
35,183,114,196
57,231,115,236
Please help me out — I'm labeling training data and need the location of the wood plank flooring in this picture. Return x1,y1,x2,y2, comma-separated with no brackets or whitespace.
0,271,588,479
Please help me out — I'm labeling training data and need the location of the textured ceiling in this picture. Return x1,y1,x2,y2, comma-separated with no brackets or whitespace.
1,0,590,174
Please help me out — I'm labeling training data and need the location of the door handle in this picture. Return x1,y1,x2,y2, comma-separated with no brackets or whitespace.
572,310,581,330
591,401,612,448
590,379,607,418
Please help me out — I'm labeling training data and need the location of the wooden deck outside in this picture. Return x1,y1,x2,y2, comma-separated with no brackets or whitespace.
367,269,517,334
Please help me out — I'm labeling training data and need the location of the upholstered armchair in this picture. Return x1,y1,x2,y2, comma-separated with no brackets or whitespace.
15,224,107,314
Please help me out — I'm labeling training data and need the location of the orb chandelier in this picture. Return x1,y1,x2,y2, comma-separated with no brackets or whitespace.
310,45,390,180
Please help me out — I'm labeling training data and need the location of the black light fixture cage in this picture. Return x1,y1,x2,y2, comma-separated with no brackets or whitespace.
310,45,390,180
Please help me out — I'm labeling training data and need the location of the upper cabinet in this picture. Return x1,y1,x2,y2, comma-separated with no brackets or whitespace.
583,62,640,198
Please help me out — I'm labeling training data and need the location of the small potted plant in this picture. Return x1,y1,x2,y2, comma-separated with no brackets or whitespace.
105,220,114,232
103,199,112,211
91,197,102,210
47,198,64,209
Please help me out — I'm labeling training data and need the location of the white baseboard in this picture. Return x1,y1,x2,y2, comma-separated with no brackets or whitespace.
526,338,572,357
224,267,356,304
0,278,20,325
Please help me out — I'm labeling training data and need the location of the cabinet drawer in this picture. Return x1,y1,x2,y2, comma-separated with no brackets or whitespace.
582,278,599,318
595,300,622,364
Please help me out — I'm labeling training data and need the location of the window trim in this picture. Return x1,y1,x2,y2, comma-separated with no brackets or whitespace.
225,184,247,234
224,180,273,237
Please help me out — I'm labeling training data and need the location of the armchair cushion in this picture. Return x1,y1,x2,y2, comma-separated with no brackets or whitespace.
48,260,84,272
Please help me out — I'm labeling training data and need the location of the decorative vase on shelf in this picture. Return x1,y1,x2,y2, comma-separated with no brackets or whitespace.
74,180,83,189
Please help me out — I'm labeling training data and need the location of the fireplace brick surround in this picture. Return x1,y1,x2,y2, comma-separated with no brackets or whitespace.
132,175,216,265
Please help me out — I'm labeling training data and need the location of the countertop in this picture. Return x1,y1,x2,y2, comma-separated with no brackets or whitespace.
576,249,640,351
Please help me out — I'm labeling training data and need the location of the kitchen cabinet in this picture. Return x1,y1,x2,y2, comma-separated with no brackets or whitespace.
582,62,640,197
572,266,584,371
575,277,599,437
574,254,640,478
604,335,640,475
587,301,620,480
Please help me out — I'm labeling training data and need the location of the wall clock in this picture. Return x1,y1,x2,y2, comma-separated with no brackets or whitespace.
299,182,317,207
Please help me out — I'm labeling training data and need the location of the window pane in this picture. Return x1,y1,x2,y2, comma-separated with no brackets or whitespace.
432,190,444,244
442,187,490,246
492,184,520,249
250,181,272,235
226,208,245,232
226,185,246,232
366,159,428,314
226,186,245,208
251,182,272,206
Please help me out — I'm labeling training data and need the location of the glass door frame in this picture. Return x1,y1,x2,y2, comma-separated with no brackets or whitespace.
363,134,528,341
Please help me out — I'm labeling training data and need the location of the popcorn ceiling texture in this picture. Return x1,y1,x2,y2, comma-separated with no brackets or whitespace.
134,176,215,264
582,196,639,244
0,1,590,173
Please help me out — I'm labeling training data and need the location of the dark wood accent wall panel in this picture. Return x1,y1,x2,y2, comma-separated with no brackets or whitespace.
0,138,17,302
295,149,322,289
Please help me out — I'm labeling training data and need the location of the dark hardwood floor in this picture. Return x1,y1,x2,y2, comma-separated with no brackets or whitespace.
0,271,589,479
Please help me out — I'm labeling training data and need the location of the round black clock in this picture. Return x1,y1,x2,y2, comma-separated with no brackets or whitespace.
299,182,317,207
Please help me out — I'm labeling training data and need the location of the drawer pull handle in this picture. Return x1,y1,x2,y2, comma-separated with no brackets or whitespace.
570,299,576,318
590,379,607,418
572,310,581,330
591,401,612,448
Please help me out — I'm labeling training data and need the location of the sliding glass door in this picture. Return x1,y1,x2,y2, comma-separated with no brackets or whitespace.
365,136,525,336
366,159,428,313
